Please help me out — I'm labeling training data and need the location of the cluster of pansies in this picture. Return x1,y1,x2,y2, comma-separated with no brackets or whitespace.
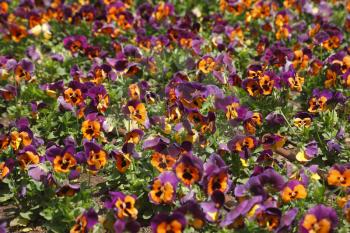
0,0,350,232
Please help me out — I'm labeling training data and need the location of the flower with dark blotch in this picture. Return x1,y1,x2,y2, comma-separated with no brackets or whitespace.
83,141,107,172
292,47,312,70
243,112,262,134
255,206,282,231
151,212,186,233
149,171,178,205
111,143,139,173
123,100,148,126
17,146,40,169
105,191,138,220
299,205,338,233
151,152,177,173
8,24,28,43
281,180,307,202
56,184,80,197
70,208,98,233
174,153,203,186
227,135,258,159
64,86,84,107
202,154,231,196
46,145,77,173
308,89,333,113
0,0,8,14
87,85,109,113
293,112,313,128
125,129,144,145
327,164,350,187
152,2,174,21
63,35,88,54
81,116,101,141
197,56,216,74
261,134,286,151
282,69,305,92
9,59,34,83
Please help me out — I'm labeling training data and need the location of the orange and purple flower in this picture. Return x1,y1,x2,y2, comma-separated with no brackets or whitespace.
151,212,186,233
299,205,338,233
174,153,203,186
149,171,178,205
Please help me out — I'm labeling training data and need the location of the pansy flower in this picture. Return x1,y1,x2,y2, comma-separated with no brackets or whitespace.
70,208,98,233
152,2,174,21
292,47,312,70
63,35,88,54
243,112,262,134
87,85,110,113
176,200,206,230
200,190,225,223
17,146,40,169
7,59,35,83
105,191,138,220
308,89,333,113
151,152,177,173
227,135,258,159
81,118,101,140
261,134,286,151
293,112,313,128
106,2,126,23
82,141,107,172
215,96,240,120
299,205,338,233
123,100,148,126
235,168,285,199
46,145,77,173
7,24,28,43
56,184,80,197
221,195,263,228
10,129,32,151
0,0,8,14
0,159,14,181
282,69,305,92
64,84,84,107
197,56,216,74
151,212,186,233
111,142,139,174
149,171,178,205
174,153,203,186
255,206,282,231
281,180,307,202
327,164,350,187
125,129,144,145
0,84,17,101
202,154,231,196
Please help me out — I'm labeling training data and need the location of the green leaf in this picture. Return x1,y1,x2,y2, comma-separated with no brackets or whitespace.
0,193,14,202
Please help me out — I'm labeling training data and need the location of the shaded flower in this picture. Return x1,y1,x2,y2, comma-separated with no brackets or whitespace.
151,212,186,233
